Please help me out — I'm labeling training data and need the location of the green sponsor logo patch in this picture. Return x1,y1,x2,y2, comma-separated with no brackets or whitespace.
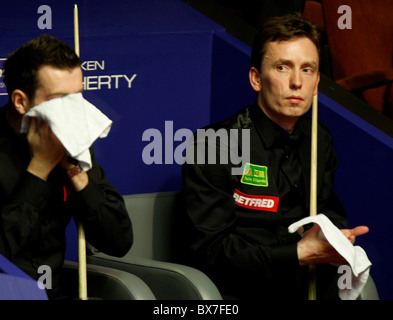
240,163,268,187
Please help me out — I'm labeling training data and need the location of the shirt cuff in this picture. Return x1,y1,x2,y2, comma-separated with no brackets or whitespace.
269,243,299,266
74,180,104,216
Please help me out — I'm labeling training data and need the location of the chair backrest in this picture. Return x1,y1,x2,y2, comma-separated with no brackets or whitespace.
321,0,393,78
89,192,223,300
321,0,393,114
122,192,180,261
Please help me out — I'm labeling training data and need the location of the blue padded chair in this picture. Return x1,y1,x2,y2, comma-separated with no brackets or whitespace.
87,192,223,300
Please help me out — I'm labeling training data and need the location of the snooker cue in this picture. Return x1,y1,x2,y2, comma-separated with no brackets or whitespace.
308,93,318,300
74,3,88,301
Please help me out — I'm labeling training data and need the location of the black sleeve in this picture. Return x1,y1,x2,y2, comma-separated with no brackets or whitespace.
69,148,133,257
0,171,51,258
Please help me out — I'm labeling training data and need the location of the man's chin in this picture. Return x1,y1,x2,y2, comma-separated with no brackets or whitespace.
285,104,311,117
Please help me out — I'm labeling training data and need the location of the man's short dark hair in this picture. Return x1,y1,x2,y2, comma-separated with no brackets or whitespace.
251,13,321,71
3,34,81,102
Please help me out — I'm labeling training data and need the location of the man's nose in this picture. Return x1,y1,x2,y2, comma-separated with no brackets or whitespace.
290,70,302,90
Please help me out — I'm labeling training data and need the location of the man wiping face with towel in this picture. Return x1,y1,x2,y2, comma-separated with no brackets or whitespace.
0,35,133,299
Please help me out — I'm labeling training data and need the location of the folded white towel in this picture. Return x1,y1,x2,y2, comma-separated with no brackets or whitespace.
20,92,112,170
288,214,372,300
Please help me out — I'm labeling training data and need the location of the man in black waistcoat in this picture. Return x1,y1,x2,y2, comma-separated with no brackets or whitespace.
179,14,368,300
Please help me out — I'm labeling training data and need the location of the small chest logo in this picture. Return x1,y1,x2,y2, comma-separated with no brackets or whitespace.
241,163,268,187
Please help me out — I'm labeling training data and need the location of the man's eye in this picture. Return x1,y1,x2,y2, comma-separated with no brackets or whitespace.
277,65,287,71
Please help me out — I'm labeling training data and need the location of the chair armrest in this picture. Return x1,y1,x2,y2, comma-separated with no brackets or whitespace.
337,69,393,91
61,260,156,300
87,254,223,300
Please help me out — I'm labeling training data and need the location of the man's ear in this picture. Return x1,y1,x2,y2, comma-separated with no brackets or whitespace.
11,90,30,115
249,67,262,93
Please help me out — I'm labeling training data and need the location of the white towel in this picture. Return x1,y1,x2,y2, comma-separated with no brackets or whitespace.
288,214,372,300
20,92,112,170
